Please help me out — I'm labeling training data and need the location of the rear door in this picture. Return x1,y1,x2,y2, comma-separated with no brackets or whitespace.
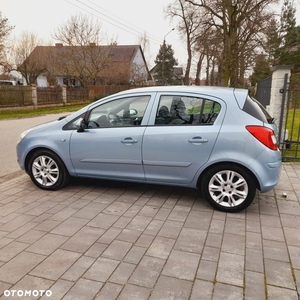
142,92,225,184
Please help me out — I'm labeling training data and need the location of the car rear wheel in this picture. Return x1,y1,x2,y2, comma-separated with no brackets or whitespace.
28,150,69,190
201,164,256,212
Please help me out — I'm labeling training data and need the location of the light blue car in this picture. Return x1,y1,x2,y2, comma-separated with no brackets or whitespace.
17,86,281,212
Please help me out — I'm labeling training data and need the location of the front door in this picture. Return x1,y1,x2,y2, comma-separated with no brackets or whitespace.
69,95,151,180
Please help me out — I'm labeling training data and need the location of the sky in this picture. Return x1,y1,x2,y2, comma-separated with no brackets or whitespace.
1,0,300,73
0,0,187,69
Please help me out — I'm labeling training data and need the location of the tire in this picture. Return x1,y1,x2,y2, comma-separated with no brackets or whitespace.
201,164,256,213
28,150,69,190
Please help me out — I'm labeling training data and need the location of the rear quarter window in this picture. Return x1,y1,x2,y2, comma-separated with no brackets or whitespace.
242,96,274,124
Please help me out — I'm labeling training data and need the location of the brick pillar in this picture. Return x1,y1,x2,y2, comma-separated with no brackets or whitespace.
31,85,37,107
62,85,67,104
269,65,294,143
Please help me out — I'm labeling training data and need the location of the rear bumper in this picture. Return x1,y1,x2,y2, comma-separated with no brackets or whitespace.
252,150,282,193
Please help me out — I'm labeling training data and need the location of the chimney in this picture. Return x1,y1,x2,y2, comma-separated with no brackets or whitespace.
55,43,63,47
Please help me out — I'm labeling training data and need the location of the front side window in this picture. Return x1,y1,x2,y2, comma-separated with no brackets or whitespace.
88,95,151,128
155,95,221,125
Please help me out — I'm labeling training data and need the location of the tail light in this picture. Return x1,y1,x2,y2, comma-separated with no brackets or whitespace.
246,126,278,150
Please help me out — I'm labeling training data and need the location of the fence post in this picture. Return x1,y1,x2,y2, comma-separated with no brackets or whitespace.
62,85,67,105
31,84,37,107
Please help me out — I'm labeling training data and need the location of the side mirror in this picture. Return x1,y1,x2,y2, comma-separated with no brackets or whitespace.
77,119,87,132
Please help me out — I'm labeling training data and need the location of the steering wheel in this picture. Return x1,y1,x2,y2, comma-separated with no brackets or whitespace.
108,113,122,125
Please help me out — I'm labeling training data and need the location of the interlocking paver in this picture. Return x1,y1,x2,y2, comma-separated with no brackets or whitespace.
265,258,296,289
83,257,119,282
267,285,299,300
0,251,46,284
216,252,245,287
29,249,81,281
62,278,103,300
190,279,214,300
245,270,265,300
94,282,122,300
61,256,95,282
60,226,105,253
26,233,69,255
0,163,299,299
128,256,165,288
162,249,200,280
146,236,175,259
149,276,192,300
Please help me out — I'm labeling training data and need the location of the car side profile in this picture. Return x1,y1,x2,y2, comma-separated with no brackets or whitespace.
16,86,282,212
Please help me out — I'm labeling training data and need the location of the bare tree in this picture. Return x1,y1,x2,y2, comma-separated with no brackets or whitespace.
165,0,203,85
0,12,14,73
52,13,113,86
186,0,278,87
9,32,49,85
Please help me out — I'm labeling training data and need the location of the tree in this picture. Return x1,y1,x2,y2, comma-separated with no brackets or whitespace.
52,13,113,86
249,53,272,86
263,17,281,66
276,0,300,65
0,12,14,72
12,32,47,85
165,0,203,85
154,43,178,85
186,0,278,87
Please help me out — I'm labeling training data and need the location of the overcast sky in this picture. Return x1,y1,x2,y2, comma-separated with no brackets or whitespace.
1,0,187,69
1,0,300,71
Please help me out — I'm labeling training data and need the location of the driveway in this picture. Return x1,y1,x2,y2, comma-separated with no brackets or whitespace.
0,113,300,299
0,161,299,299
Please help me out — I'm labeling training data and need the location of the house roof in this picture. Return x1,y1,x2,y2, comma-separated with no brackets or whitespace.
28,44,142,63
22,44,150,79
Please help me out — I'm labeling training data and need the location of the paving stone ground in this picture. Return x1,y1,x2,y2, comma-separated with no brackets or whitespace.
0,163,299,300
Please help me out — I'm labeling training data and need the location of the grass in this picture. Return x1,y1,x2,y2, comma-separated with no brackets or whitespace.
281,108,300,160
0,103,89,120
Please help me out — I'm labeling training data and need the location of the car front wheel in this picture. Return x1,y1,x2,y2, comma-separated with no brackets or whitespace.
201,164,256,213
28,150,69,190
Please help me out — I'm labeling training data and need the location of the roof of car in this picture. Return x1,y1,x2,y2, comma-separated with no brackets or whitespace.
114,85,248,105
117,85,247,96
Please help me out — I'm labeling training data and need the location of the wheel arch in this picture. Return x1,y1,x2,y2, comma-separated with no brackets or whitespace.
24,147,69,175
197,161,261,191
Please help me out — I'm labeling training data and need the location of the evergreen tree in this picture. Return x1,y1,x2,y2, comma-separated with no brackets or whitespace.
250,54,272,86
263,17,281,66
277,0,300,65
154,43,178,85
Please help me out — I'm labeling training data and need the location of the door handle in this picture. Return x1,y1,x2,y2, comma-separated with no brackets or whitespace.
121,137,138,144
188,137,208,144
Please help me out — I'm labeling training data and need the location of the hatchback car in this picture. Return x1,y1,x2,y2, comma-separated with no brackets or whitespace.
17,86,281,212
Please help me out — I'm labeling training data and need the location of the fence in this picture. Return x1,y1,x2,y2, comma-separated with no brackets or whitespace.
0,85,132,108
281,78,300,160
0,86,32,107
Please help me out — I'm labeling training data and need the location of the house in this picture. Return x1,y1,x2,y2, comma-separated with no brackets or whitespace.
149,65,184,85
20,44,152,87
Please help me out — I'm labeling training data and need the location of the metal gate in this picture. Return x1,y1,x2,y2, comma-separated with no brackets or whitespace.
279,75,300,160
255,76,272,107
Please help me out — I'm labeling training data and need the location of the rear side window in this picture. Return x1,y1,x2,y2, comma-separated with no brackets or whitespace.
243,96,274,124
155,95,221,126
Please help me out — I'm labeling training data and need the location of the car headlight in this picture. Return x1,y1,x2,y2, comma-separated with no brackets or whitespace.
18,129,31,143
